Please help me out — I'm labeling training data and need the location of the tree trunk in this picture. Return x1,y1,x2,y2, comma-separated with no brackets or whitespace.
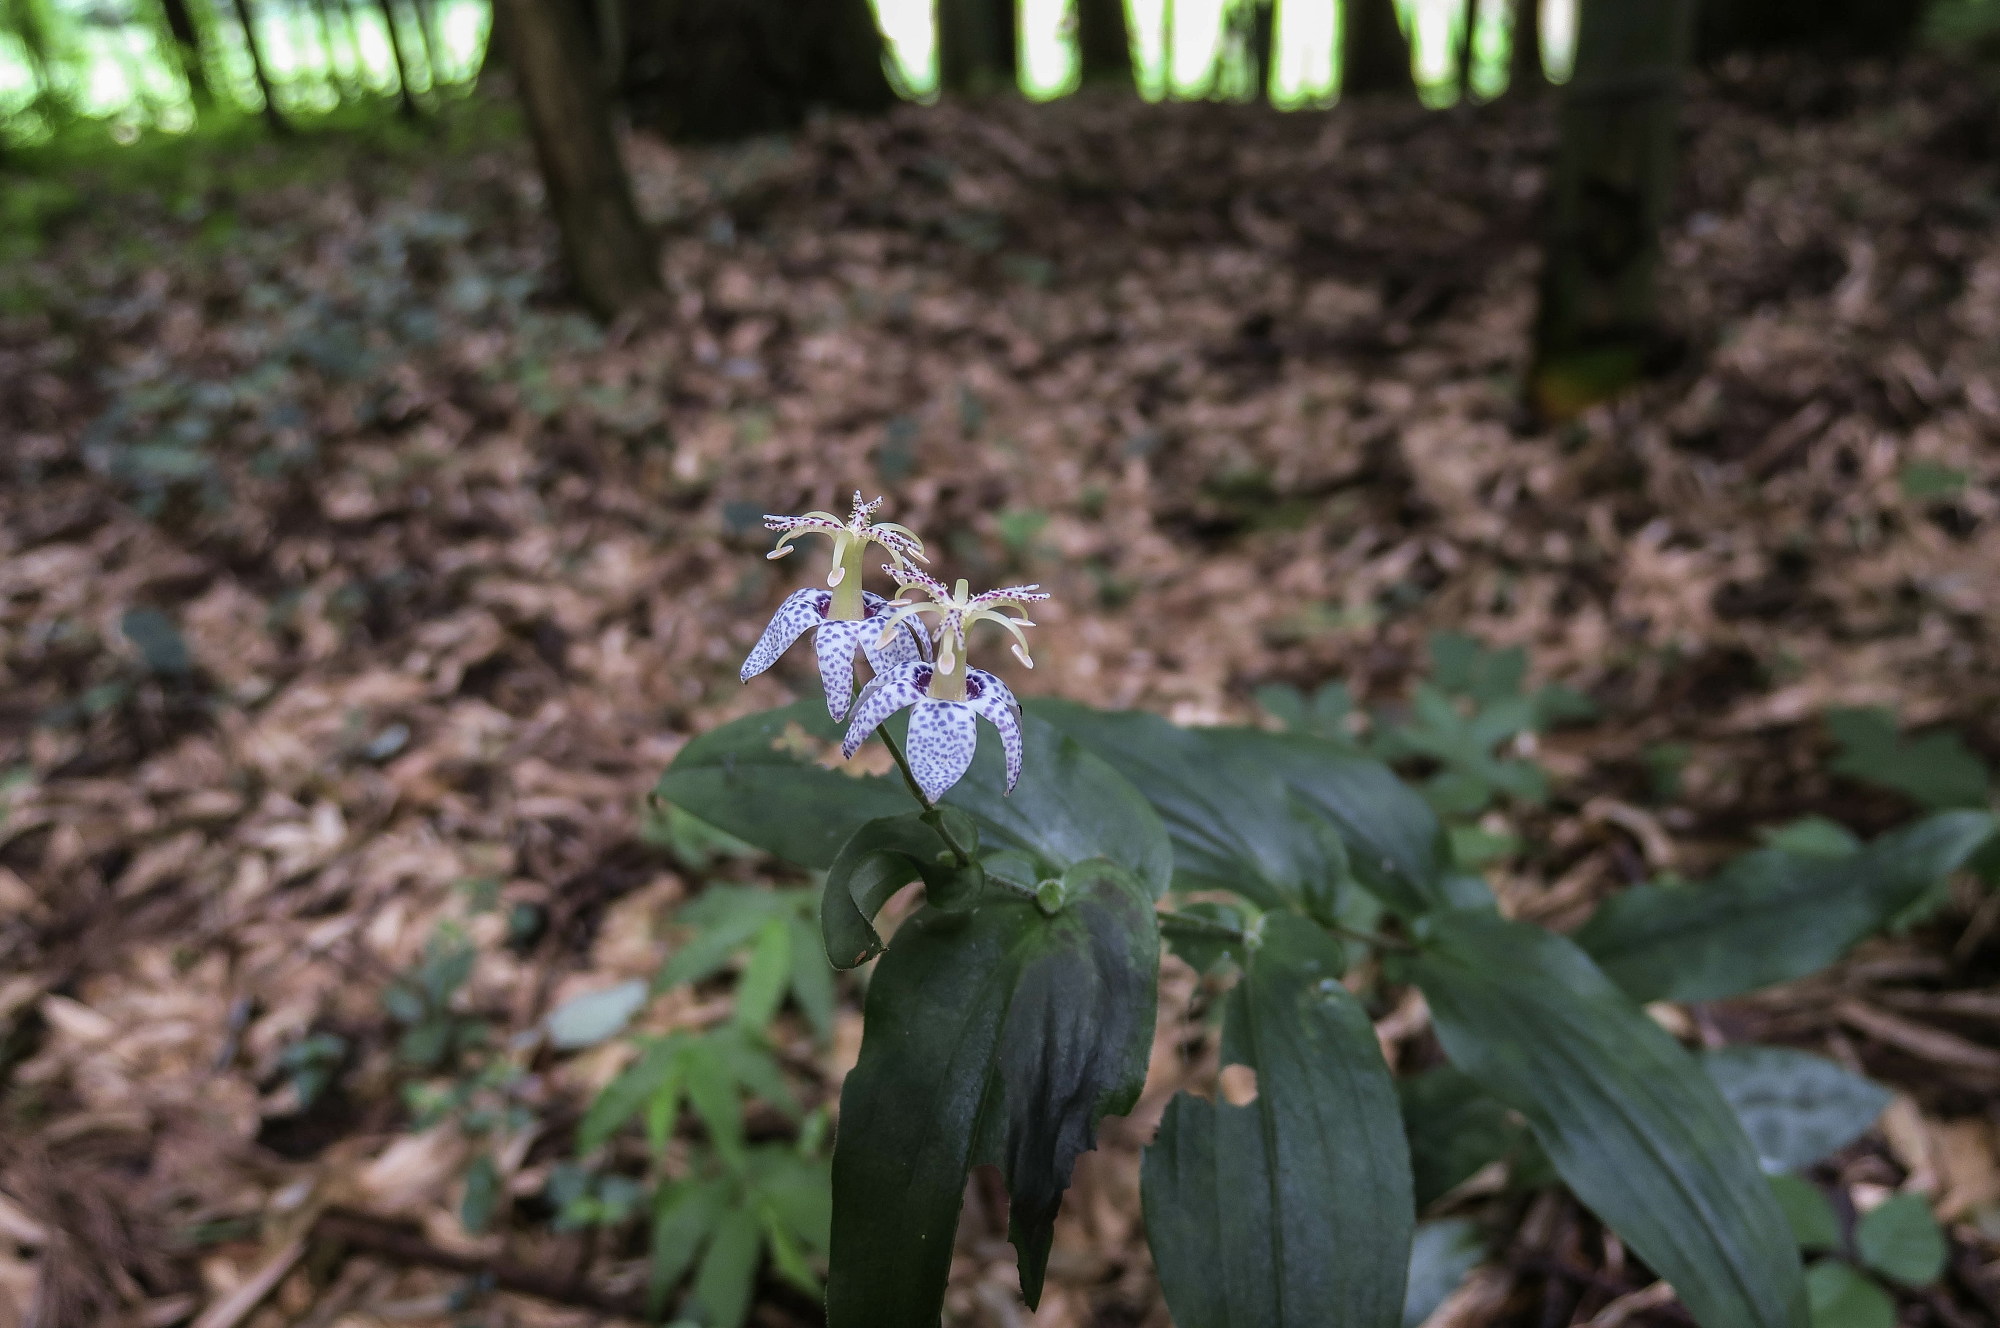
1250,0,1275,100
1509,0,1541,93
374,0,423,116
1160,0,1174,94
158,0,212,104
1076,0,1133,89
497,0,660,318
621,0,896,142
228,0,291,132
408,0,445,84
1530,0,1692,414
1341,0,1413,99
938,0,1016,96
1455,0,1477,101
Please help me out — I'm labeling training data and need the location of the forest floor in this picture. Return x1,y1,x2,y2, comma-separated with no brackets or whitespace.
3,54,2000,1328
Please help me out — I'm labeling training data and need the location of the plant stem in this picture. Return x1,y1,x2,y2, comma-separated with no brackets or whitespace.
877,726,931,809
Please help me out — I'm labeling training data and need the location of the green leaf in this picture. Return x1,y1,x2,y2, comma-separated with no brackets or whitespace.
1575,811,1998,1003
655,700,910,868
827,861,1159,1327
683,1039,748,1172
690,1206,761,1328
944,708,1173,901
1403,1218,1487,1328
545,979,649,1050
732,920,792,1031
1399,1067,1526,1208
821,814,979,969
783,914,836,1040
1759,817,1862,859
1805,1260,1895,1328
460,1154,500,1234
1702,1046,1891,1175
1035,703,1445,915
650,1178,731,1315
1770,1175,1840,1252
1030,702,1340,908
579,1036,685,1154
1409,911,1807,1328
1855,1195,1946,1288
1826,708,1991,811
1140,914,1413,1328
660,887,792,990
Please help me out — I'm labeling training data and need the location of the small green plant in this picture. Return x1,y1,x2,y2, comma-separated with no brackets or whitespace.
654,492,1998,1328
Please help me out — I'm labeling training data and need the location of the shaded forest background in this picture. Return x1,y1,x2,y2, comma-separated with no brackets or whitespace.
6,1,2000,1327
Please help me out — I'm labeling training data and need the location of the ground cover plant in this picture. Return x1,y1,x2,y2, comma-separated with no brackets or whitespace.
4,45,2000,1328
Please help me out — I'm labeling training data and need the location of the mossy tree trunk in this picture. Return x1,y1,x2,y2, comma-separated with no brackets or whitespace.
497,0,661,317
1531,0,1692,414
1341,0,1413,99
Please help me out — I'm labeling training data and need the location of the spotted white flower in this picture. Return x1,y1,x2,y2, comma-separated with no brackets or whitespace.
739,588,929,720
840,573,1048,803
843,662,1023,804
872,568,1048,679
763,491,926,588
741,493,931,721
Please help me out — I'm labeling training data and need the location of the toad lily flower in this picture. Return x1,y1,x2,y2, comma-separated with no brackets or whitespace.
841,571,1049,803
740,493,932,721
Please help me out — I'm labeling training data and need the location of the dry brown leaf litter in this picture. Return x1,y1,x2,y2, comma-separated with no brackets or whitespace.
2,53,1999,1328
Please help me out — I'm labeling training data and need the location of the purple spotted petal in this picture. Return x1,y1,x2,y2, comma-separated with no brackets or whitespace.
964,669,1023,793
906,698,979,804
740,589,830,682
861,591,929,671
814,619,870,721
842,662,931,760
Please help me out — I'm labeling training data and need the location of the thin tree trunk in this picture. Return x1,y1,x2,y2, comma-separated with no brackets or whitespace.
374,0,423,115
1341,0,1412,99
476,0,507,90
1509,0,1541,92
1249,0,1275,100
1160,0,1174,95
311,0,351,95
158,0,212,104
1456,0,1477,101
1531,0,1692,411
229,0,291,131
496,0,660,317
1076,0,1132,89
937,0,1016,96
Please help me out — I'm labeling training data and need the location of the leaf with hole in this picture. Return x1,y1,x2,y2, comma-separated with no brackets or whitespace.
1141,914,1413,1328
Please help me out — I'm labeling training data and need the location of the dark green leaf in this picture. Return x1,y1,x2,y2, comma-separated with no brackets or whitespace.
659,887,791,990
944,708,1172,901
1855,1195,1945,1288
820,813,977,969
655,700,909,868
1410,911,1807,1328
1702,1046,1891,1174
784,914,836,1040
1141,915,1413,1328
1403,1218,1487,1328
828,861,1158,1327
1035,703,1444,914
1770,1176,1840,1252
1805,1260,1895,1328
1575,812,1997,1003
1399,1066,1526,1208
1826,709,1990,811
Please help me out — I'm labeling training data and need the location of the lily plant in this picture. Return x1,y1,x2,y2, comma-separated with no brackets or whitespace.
652,487,1995,1328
